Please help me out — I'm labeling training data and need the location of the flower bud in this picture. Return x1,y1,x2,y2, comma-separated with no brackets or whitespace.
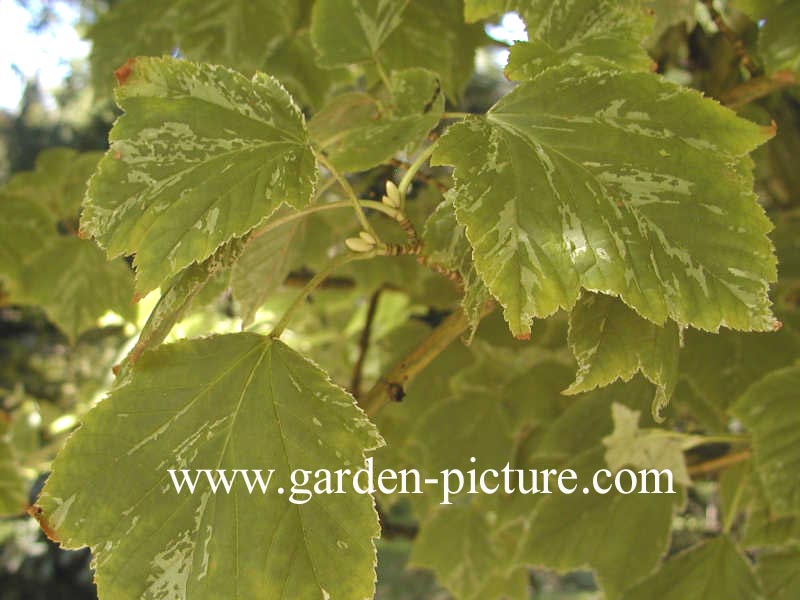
358,231,377,245
345,237,374,253
385,180,400,204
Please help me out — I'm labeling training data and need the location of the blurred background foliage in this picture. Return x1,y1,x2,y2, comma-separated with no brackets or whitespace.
0,0,798,598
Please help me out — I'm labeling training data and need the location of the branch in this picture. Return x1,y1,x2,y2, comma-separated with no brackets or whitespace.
284,271,355,290
687,449,751,477
722,70,798,107
350,288,383,397
360,302,494,416
315,150,380,240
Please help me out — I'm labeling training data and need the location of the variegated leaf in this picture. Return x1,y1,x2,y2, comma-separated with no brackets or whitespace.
433,65,777,338
82,57,316,294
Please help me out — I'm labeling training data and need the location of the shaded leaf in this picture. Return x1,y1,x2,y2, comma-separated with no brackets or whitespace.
409,504,528,600
311,0,408,68
232,214,303,327
174,0,302,73
602,403,690,485
0,417,27,516
311,0,484,100
2,148,102,220
757,548,800,600
733,365,800,516
22,238,135,340
566,292,679,419
680,326,800,411
309,68,444,173
520,446,678,599
0,195,54,295
735,0,800,73
620,536,763,600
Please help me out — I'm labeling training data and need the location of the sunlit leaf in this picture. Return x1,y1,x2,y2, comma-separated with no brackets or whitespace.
82,57,316,294
433,65,777,338
36,333,383,599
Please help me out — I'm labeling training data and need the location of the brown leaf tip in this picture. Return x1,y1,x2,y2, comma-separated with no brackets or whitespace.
114,58,137,86
763,120,778,139
27,505,61,543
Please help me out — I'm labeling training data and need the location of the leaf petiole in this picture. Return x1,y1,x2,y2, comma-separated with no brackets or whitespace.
397,141,438,212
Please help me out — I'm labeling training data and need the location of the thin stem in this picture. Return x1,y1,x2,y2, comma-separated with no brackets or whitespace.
398,142,438,211
350,287,383,397
270,251,376,339
315,150,379,239
442,112,473,119
250,200,399,242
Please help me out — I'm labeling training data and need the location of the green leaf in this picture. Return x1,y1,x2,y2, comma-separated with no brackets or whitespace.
757,548,800,600
232,213,303,327
602,403,690,485
743,491,800,547
23,238,135,340
2,148,102,221
680,326,800,411
264,30,345,109
86,0,175,96
646,0,696,41
733,365,800,516
422,199,492,336
311,0,408,68
36,333,383,599
620,536,763,600
311,0,484,100
0,417,27,517
378,0,485,101
87,0,309,95
506,0,653,79
520,447,678,599
309,68,444,173
82,57,316,295
463,0,513,22
432,65,777,338
735,0,800,73
173,0,303,74
533,378,656,459
409,504,528,600
376,538,448,598
566,293,679,419
0,196,54,295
